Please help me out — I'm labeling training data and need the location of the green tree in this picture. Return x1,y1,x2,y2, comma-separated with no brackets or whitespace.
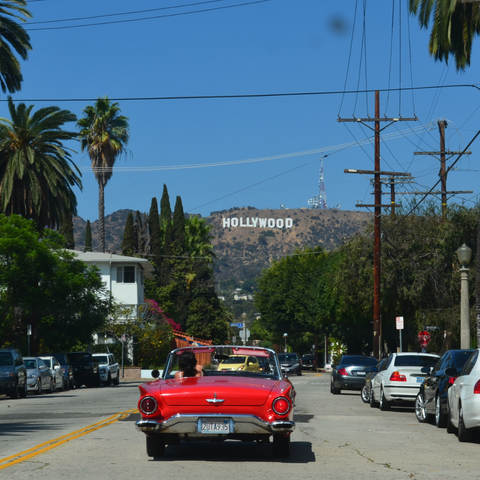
77,96,129,252
184,215,215,260
0,1,32,94
160,184,172,228
172,196,186,253
121,211,135,256
84,220,92,252
0,97,81,230
409,0,480,70
149,197,162,264
60,211,74,249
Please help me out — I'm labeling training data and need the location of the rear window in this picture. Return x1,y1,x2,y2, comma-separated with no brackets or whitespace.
0,352,13,367
339,356,378,366
277,354,299,362
68,353,92,363
394,355,438,367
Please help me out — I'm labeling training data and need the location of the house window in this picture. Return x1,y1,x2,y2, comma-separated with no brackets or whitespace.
117,266,135,283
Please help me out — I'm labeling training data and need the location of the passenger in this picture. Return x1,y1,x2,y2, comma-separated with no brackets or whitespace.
174,350,203,379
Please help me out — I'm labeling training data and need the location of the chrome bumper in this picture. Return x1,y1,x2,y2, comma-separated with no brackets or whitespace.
135,414,295,436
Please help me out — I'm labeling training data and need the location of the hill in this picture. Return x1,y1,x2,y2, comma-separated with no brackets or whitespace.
72,207,373,285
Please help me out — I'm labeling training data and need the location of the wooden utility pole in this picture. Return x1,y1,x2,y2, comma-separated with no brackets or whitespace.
340,91,416,359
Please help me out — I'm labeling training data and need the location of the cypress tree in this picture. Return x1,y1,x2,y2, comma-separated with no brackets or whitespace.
160,184,172,228
121,212,135,256
135,210,146,255
172,196,186,253
61,211,75,249
84,220,92,252
149,198,162,262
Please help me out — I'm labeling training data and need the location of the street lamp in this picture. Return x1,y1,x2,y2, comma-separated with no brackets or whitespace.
283,333,288,353
456,243,472,349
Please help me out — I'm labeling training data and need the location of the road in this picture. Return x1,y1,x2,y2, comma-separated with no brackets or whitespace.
0,372,479,479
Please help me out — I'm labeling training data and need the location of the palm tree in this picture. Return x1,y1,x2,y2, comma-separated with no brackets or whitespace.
0,1,32,94
185,215,215,260
77,97,129,252
409,0,480,70
0,97,81,230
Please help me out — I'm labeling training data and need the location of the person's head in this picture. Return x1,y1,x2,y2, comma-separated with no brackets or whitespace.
178,350,197,377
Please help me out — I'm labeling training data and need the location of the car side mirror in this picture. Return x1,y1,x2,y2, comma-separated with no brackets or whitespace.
445,367,457,377
368,366,378,373
421,366,431,374
151,369,160,379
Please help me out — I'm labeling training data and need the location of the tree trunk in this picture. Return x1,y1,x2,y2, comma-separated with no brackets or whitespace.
99,181,105,253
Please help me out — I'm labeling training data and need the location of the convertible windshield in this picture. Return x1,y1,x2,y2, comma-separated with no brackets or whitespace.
163,346,280,379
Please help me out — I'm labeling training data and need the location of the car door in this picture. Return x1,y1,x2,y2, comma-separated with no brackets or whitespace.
423,355,446,413
372,355,393,399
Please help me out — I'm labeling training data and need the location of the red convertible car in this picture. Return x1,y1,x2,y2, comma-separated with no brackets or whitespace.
135,346,296,458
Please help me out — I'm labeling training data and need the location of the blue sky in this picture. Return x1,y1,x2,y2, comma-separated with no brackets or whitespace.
12,0,480,221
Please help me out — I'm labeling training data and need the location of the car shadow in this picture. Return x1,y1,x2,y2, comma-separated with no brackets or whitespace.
148,440,315,463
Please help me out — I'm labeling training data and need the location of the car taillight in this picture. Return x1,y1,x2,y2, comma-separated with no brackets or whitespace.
447,377,457,386
139,396,158,415
272,397,291,415
474,380,480,394
390,371,406,382
338,368,348,376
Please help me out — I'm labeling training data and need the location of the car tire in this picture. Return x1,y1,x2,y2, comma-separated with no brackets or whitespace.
146,435,166,457
458,405,473,442
370,388,378,408
19,380,27,398
361,385,370,403
105,373,112,386
70,378,75,390
415,393,431,423
435,395,447,428
446,404,456,434
113,372,120,386
330,380,340,395
35,378,43,395
48,378,54,393
9,379,19,399
272,434,290,459
380,388,390,411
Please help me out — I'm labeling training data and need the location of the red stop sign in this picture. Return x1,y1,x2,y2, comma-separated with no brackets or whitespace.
418,330,431,347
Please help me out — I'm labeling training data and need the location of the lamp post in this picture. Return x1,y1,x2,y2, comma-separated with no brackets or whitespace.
283,333,288,353
456,243,472,349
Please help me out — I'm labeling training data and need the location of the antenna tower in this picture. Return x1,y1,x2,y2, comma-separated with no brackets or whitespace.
307,156,328,209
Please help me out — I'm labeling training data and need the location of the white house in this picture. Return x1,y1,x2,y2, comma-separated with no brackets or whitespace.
69,250,155,329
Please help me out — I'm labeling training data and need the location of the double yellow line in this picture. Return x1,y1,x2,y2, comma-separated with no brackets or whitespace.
0,408,138,471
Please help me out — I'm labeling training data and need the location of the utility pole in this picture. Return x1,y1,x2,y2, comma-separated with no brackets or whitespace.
340,91,416,359
414,120,471,219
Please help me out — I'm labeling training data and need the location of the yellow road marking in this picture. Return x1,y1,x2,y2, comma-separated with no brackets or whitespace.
0,408,138,471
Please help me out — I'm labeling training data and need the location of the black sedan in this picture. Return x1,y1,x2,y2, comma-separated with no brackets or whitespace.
361,357,387,403
415,349,475,427
331,355,378,394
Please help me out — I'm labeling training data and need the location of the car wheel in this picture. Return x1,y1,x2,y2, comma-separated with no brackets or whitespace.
458,404,473,442
272,434,290,459
70,378,75,389
447,403,456,434
35,378,43,395
415,393,431,423
113,373,120,386
105,373,112,386
361,385,370,403
146,435,166,457
19,380,27,398
9,380,19,399
380,388,390,411
435,395,447,428
48,378,54,393
370,388,378,408
330,380,340,395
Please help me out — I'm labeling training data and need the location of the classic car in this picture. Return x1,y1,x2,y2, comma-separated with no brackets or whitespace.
135,346,296,459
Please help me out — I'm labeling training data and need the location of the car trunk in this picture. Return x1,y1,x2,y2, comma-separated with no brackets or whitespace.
160,377,276,406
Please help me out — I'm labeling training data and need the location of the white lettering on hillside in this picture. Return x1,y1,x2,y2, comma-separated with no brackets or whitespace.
221,217,294,229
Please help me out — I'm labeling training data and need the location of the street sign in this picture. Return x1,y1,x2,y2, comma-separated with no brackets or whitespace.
396,316,404,330
230,323,244,328
417,331,431,347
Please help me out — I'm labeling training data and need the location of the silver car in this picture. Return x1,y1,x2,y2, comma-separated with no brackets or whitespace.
24,357,54,394
39,356,65,391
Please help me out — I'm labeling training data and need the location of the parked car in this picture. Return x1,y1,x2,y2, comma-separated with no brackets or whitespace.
92,353,120,386
67,351,100,388
415,349,475,427
447,348,480,441
23,356,54,394
135,346,295,458
301,354,315,371
371,352,439,410
277,352,302,376
39,355,65,391
218,354,261,373
50,353,74,390
0,348,27,399
361,357,388,403
331,355,378,394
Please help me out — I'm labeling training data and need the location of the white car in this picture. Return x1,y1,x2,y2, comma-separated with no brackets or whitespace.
370,352,439,410
447,348,480,442
92,353,120,386
39,356,65,392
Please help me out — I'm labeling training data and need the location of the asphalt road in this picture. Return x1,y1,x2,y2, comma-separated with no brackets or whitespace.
1,372,479,479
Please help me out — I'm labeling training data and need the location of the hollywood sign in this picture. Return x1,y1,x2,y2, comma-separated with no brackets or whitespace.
222,217,294,229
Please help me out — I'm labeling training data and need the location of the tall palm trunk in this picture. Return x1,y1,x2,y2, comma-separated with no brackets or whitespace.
99,181,105,253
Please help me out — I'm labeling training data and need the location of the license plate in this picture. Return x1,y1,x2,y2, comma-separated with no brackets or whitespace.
356,371,366,376
198,418,231,434
416,377,424,383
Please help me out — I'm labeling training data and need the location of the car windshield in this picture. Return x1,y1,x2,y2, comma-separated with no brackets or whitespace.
0,353,13,367
68,353,92,363
163,346,280,379
339,356,378,366
394,355,438,367
40,358,52,367
52,354,66,366
24,359,36,369
94,355,108,365
277,354,298,362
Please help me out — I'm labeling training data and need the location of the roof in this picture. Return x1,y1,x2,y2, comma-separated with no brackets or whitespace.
67,250,155,279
